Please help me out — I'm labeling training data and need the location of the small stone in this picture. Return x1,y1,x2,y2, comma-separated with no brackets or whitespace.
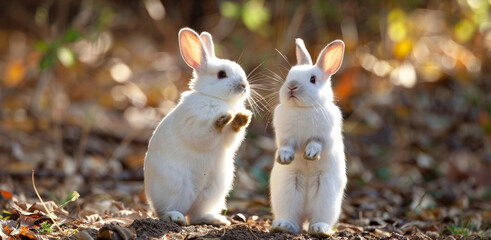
232,213,246,222
338,231,350,237
425,231,440,239
374,229,391,237
248,215,259,222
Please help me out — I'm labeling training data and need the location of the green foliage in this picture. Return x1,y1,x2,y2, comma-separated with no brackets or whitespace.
220,1,240,19
37,28,81,71
39,221,53,234
454,18,476,43
36,3,114,71
56,47,76,67
1,210,12,220
95,7,115,32
446,224,472,236
375,167,391,181
220,0,270,36
242,0,270,33
58,191,80,208
445,217,485,237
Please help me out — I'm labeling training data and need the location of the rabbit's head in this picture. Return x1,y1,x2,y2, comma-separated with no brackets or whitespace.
279,38,344,108
179,28,249,102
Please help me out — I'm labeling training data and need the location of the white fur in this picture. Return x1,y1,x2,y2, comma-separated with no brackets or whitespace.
144,28,251,226
270,38,347,235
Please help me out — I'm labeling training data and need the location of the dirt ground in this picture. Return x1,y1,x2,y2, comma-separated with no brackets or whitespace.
62,217,484,240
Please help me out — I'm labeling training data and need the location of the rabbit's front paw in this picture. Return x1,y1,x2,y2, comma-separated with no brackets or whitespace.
214,112,233,131
162,211,188,226
308,222,334,237
191,214,231,226
270,219,299,234
304,143,321,161
276,147,295,164
231,110,252,132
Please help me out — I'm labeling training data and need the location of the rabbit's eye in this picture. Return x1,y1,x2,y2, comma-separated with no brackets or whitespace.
310,75,316,84
218,70,227,79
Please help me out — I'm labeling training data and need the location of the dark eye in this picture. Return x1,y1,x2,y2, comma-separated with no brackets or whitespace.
218,70,227,79
310,75,316,84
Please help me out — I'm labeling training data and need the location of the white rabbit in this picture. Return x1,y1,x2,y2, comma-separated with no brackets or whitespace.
269,38,347,236
144,28,252,226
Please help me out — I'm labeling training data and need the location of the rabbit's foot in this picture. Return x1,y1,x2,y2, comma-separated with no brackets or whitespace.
270,219,299,234
214,112,233,131
304,142,322,161
276,147,295,164
162,211,188,226
231,110,252,132
308,222,334,237
191,213,231,226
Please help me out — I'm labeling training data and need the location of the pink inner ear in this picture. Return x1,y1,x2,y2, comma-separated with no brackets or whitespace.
200,33,215,58
180,33,203,68
319,42,344,75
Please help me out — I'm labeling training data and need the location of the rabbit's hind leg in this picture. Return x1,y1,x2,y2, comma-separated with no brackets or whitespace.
150,168,196,226
270,166,306,234
188,190,231,226
306,169,346,236
188,163,234,226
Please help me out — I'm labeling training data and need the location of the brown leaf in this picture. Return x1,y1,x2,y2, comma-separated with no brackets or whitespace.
19,225,36,239
2,60,25,87
1,190,12,199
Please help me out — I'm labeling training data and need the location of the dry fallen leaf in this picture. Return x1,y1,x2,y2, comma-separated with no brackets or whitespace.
3,60,25,87
1,190,12,200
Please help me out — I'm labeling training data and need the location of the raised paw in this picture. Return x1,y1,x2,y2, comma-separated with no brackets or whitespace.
162,211,188,226
270,219,299,234
231,110,252,132
304,143,321,161
214,112,233,131
276,147,295,164
191,213,231,226
308,222,334,237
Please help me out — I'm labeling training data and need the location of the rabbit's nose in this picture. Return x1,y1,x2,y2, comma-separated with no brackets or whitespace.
288,80,299,90
241,82,246,89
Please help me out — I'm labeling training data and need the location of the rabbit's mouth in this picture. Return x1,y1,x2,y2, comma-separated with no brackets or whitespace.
288,91,298,99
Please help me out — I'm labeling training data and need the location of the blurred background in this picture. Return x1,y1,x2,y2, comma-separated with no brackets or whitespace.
0,0,490,235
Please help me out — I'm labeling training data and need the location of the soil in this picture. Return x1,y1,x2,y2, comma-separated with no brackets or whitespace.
62,218,484,240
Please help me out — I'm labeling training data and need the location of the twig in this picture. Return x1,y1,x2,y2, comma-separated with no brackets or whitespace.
248,227,259,240
413,191,427,210
32,170,65,235
230,222,259,240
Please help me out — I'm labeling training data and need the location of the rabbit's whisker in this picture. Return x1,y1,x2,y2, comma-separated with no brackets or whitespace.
247,61,265,79
275,48,291,67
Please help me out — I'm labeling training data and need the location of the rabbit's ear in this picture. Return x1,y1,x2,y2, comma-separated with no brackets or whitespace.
315,40,345,76
179,28,208,70
295,38,312,65
200,32,215,58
